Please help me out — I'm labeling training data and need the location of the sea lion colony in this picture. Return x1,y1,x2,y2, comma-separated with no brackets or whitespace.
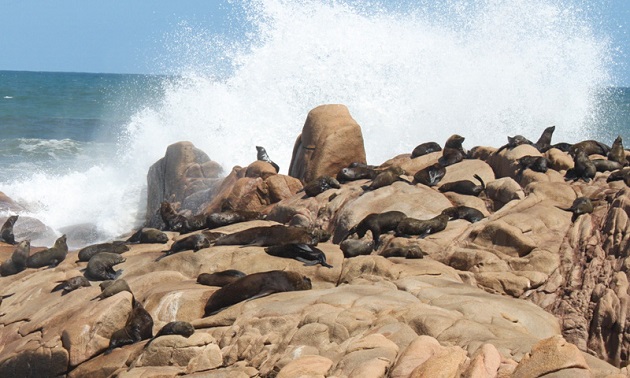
0,130,628,359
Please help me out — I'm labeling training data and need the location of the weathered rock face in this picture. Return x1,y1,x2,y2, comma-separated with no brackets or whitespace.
288,104,367,183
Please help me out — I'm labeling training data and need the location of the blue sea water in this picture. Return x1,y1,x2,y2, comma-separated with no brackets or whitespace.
0,0,628,247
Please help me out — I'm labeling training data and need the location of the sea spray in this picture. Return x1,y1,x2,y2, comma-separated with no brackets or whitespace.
0,0,614,247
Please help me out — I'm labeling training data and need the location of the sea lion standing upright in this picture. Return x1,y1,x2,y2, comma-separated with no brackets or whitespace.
197,270,247,287
439,134,466,167
256,146,280,173
106,296,153,354
0,240,30,276
159,202,188,233
608,136,627,166
85,252,126,281
0,215,18,245
26,234,68,268
411,142,442,158
565,148,596,182
534,125,556,151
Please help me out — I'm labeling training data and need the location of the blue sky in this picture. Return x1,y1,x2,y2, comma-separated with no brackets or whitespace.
0,0,629,85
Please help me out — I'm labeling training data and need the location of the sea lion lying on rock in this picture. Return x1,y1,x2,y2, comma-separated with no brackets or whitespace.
302,176,341,197
106,296,153,354
517,156,549,175
496,135,534,154
413,163,446,187
92,279,131,301
77,241,130,262
379,245,427,259
439,174,485,196
156,234,210,261
265,243,333,268
441,206,485,223
125,228,169,244
339,239,374,258
206,211,264,229
85,252,125,281
592,159,623,173
570,140,610,157
0,215,18,245
565,148,596,182
0,240,30,276
411,142,442,158
363,166,410,191
52,276,91,295
26,234,68,268
213,225,325,247
336,165,377,182
346,211,407,249
559,197,594,222
395,214,449,238
203,270,312,316
197,270,247,287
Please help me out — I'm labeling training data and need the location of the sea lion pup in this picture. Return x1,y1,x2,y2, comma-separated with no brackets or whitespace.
592,159,624,173
339,239,374,258
256,145,280,173
264,244,333,268
337,165,377,182
85,252,126,281
302,176,341,197
26,234,68,268
91,278,131,301
364,166,411,191
559,197,594,222
347,211,407,248
438,174,485,196
0,240,30,276
77,241,130,262
159,201,188,233
534,125,556,151
203,270,312,316
413,163,446,187
517,155,549,175
197,269,247,287
156,233,210,261
52,276,91,295
206,210,264,229
106,296,153,354
379,245,427,259
608,136,627,166
0,215,18,245
411,142,442,158
125,228,169,245
441,206,485,223
395,214,449,238
565,148,596,182
213,225,323,247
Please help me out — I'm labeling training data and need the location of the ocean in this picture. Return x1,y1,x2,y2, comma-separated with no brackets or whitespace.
0,0,628,248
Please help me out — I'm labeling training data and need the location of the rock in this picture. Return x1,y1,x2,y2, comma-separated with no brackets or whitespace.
512,335,590,378
485,177,525,210
277,355,333,378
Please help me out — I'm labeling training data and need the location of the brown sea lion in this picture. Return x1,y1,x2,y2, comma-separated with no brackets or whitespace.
0,240,30,276
607,167,630,183
438,148,464,167
52,276,91,295
85,252,125,281
444,134,466,153
125,228,169,245
213,225,322,247
264,244,333,268
364,166,410,191
203,270,312,316
26,234,68,268
559,197,594,222
77,241,130,262
339,239,374,258
197,270,247,287
206,211,264,229
347,211,407,248
106,296,153,354
336,166,377,182
496,135,534,154
413,163,446,187
534,125,556,151
607,136,627,166
159,201,188,232
395,214,449,238
565,148,596,182
438,174,485,196
256,145,280,173
157,234,210,261
517,155,549,175
441,206,485,223
592,159,623,173
0,215,18,245
302,176,341,197
379,245,427,259
411,142,442,158
91,279,131,301
154,321,194,338
569,140,610,156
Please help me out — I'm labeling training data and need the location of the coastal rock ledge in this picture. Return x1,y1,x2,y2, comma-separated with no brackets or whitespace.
1,104,630,377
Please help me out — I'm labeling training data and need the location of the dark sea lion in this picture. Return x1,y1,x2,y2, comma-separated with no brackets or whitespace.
203,270,312,316
92,279,132,301
0,215,18,245
411,142,442,158
336,166,377,182
197,269,247,287
438,148,464,167
545,142,573,153
0,240,30,276
438,174,485,196
265,244,333,268
534,125,556,151
52,276,91,295
607,167,630,183
156,234,210,261
570,140,610,157
349,162,377,169
441,206,485,223
364,166,410,191
592,159,623,173
106,297,153,354
496,135,534,154
379,245,427,259
206,211,264,229
339,239,374,258
347,211,407,248
395,214,449,238
607,136,627,166
154,321,194,338
26,234,68,268
256,145,280,173
413,163,446,187
559,197,594,222
125,228,169,245
517,156,549,175
302,176,341,197
159,201,188,233
77,241,130,262
213,225,322,247
444,134,466,153
85,252,126,281
565,148,596,182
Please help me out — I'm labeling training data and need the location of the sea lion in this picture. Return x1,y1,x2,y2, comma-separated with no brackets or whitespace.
206,211,264,229
339,239,374,258
347,211,407,248
213,225,322,247
264,244,333,268
0,215,18,245
607,167,630,183
438,174,485,196
154,321,195,338
52,276,91,295
197,270,247,287
441,206,485,223
379,245,427,259
156,234,210,261
565,148,596,182
336,166,377,182
559,197,594,222
0,240,30,276
395,214,449,238
444,134,466,154
85,252,125,281
413,163,446,187
534,125,556,151
203,270,312,316
0,293,14,316
411,142,442,158
438,148,464,167
545,142,573,153
106,296,153,354
159,201,188,233
92,279,132,301
592,159,623,173
302,176,341,197
26,234,68,268
125,228,169,245
256,146,280,173
496,135,534,154
570,140,610,157
364,166,410,191
517,156,549,175
607,136,627,166
77,241,130,262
